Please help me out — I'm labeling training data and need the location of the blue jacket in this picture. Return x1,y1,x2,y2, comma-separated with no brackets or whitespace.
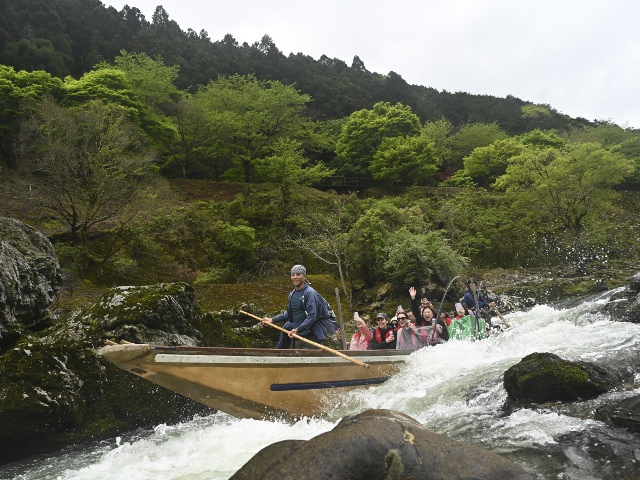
462,291,490,311
273,284,335,340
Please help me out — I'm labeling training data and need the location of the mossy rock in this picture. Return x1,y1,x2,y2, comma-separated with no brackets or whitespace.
503,352,617,404
85,283,203,345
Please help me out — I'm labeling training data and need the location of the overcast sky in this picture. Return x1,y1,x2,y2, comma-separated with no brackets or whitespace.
105,0,640,129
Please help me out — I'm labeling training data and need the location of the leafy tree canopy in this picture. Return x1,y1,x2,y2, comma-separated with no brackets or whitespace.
370,134,440,185
494,142,635,234
195,74,315,182
334,101,421,177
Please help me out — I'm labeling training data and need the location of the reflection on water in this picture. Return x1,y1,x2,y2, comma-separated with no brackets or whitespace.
3,291,640,480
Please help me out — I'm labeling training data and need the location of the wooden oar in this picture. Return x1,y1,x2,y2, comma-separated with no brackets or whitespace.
240,310,370,369
491,306,511,328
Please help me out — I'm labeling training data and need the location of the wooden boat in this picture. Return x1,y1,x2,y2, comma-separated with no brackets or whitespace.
98,343,410,419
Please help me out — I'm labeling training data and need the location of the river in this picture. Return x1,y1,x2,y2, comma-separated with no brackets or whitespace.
2,288,639,480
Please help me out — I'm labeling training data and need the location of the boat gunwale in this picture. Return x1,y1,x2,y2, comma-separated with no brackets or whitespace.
147,345,413,358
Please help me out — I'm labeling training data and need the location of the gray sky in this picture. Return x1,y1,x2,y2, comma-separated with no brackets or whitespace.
105,0,640,129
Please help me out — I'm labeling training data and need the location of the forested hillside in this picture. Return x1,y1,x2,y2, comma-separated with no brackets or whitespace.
1,0,639,308
1,0,590,131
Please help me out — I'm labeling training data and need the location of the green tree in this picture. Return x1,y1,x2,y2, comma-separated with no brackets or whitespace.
462,138,526,187
254,138,334,209
334,101,421,177
287,194,361,306
370,134,440,185
160,96,210,178
196,74,315,183
19,99,152,243
383,228,468,288
0,66,64,168
106,50,180,109
494,142,635,271
448,122,508,171
63,68,144,116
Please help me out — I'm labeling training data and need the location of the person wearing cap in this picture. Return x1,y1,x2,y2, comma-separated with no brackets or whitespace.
370,312,396,349
262,264,334,349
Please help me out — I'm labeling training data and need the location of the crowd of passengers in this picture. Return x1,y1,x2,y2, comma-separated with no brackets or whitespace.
348,282,501,351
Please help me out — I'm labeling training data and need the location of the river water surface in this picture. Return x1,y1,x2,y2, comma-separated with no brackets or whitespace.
3,289,640,479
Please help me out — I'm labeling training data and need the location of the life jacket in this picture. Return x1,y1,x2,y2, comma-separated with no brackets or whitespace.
374,327,393,343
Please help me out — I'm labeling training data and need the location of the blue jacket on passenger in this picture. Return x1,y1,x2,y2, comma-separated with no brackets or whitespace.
272,283,335,340
461,291,490,311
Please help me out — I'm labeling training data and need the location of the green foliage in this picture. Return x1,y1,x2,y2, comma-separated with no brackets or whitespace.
254,138,334,209
370,135,440,185
196,74,316,183
19,98,152,242
62,68,144,118
106,50,180,108
517,128,564,149
494,142,636,270
213,222,258,269
462,138,526,187
334,101,421,177
521,104,553,119
159,96,210,178
0,65,64,168
447,122,508,171
434,187,506,264
383,228,468,288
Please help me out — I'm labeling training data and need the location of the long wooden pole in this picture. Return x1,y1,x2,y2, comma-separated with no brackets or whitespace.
240,310,370,369
334,287,347,350
491,306,511,328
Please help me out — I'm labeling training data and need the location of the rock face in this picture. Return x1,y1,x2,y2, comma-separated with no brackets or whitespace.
231,409,534,480
0,281,215,465
0,217,62,330
602,272,640,323
85,283,204,346
503,352,617,404
595,394,640,432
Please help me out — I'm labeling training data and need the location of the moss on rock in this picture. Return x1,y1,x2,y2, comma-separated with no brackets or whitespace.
503,352,616,404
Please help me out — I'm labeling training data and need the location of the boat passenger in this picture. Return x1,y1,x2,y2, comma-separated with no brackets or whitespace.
370,312,396,349
439,310,453,328
261,264,335,349
421,301,448,345
408,287,433,327
461,279,495,316
448,302,488,341
395,310,428,350
349,314,373,350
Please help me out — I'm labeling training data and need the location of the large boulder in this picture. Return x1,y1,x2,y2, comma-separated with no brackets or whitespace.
231,409,534,480
84,283,204,346
0,282,216,465
0,217,62,333
602,272,640,323
503,352,617,404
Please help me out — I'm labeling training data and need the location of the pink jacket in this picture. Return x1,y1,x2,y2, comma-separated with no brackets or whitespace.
349,325,373,350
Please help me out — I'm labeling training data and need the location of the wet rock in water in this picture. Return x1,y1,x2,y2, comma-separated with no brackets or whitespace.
231,409,534,480
595,394,640,432
503,352,617,404
602,272,640,323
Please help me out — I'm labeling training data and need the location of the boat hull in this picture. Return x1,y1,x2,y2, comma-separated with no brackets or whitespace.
98,344,409,419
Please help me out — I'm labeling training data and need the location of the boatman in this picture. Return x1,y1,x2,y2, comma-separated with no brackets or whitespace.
261,264,335,349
